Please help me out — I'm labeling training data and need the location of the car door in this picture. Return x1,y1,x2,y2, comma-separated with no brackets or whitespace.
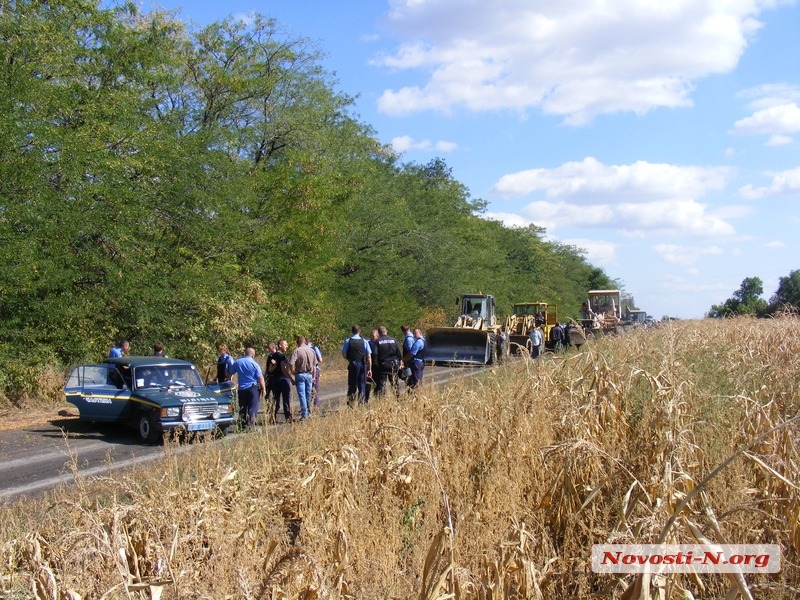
65,364,132,422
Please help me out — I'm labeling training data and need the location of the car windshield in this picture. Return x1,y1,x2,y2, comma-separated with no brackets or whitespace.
133,365,204,390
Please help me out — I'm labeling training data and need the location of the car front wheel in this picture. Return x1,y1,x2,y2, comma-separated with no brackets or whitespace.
137,412,160,444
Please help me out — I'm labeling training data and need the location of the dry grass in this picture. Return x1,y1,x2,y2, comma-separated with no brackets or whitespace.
1,317,798,599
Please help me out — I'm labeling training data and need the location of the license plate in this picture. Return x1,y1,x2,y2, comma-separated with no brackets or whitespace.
187,422,215,431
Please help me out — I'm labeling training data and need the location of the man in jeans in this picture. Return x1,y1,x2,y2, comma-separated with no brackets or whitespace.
289,336,317,419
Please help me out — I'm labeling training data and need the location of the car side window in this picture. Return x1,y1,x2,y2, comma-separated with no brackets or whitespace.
116,365,133,389
107,368,125,389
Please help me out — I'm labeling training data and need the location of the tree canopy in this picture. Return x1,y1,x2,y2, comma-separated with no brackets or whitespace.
707,274,800,318
0,1,619,398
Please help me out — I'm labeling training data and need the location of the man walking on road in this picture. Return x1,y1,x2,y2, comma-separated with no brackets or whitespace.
289,336,317,420
342,325,372,406
229,348,266,429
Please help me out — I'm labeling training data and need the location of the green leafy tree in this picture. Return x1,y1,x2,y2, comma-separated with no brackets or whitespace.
708,277,768,317
0,3,629,403
768,269,800,313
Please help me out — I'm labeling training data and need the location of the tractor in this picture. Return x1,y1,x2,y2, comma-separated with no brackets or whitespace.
504,302,558,354
623,308,647,329
570,289,623,346
425,293,501,365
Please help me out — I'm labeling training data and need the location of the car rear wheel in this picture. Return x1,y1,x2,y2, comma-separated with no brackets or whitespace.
137,412,160,444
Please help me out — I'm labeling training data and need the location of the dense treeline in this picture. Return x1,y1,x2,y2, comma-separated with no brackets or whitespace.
0,1,614,402
708,273,800,318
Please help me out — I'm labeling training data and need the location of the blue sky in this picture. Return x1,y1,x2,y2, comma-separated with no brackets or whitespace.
147,0,800,319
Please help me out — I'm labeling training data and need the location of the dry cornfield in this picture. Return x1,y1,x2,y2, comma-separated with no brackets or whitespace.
1,317,798,599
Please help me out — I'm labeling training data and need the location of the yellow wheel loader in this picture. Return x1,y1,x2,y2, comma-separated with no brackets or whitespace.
425,294,500,365
504,302,558,354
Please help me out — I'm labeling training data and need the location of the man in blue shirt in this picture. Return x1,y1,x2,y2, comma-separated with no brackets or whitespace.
216,344,234,383
342,325,372,406
530,326,543,359
229,348,266,429
401,325,414,356
109,340,130,358
403,328,425,390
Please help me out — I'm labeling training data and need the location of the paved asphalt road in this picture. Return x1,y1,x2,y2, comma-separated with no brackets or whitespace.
0,364,481,504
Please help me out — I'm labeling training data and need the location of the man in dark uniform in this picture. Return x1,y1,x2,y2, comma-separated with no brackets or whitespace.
374,326,402,397
550,322,565,353
271,340,293,423
341,325,372,406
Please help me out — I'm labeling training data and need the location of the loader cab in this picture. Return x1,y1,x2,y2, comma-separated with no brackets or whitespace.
461,294,494,321
587,290,622,320
625,309,647,325
512,302,546,316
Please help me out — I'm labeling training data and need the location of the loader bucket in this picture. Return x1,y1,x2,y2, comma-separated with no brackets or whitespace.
508,335,531,355
425,327,493,365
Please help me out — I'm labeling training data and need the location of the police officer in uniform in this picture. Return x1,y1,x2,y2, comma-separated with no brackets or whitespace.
374,326,402,397
341,325,372,405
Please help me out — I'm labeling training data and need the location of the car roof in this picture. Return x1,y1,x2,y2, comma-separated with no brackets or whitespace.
103,356,195,368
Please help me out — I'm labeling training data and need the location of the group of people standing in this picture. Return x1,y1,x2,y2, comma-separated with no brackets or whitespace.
342,324,426,406
217,324,426,429
112,325,425,430
216,337,323,429
529,321,571,358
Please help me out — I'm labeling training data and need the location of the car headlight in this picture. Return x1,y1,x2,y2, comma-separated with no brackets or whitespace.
161,407,180,418
218,404,231,414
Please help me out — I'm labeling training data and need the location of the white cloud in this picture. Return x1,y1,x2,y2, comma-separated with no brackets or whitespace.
653,244,725,267
390,135,457,153
560,238,617,267
435,140,458,152
491,157,731,201
731,103,800,136
765,240,786,249
738,165,800,199
766,134,793,146
487,158,737,237
710,204,754,219
482,211,532,228
376,0,777,123
737,83,800,111
519,198,735,237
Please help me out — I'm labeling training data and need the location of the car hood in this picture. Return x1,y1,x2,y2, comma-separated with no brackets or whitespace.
134,387,226,406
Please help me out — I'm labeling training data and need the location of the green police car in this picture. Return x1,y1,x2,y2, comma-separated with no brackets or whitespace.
64,356,236,443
